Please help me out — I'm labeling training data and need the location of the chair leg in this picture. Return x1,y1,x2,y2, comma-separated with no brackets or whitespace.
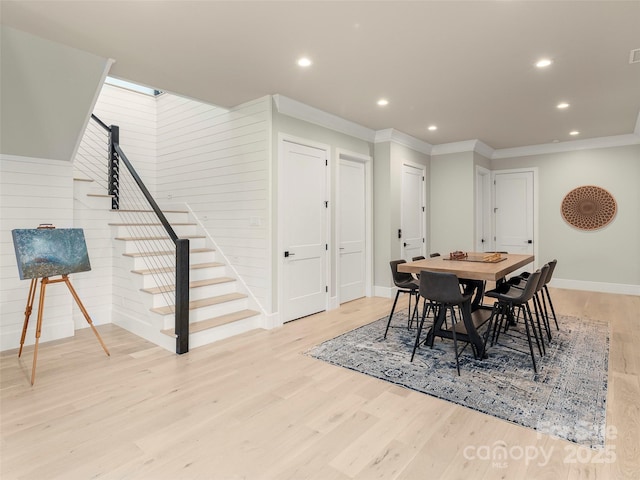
491,303,508,346
408,291,420,329
544,285,559,330
450,307,461,376
523,304,539,373
525,302,544,357
411,299,429,362
531,295,547,355
384,290,401,339
537,291,552,342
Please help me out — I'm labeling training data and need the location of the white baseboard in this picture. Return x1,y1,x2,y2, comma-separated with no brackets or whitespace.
0,320,74,352
262,311,281,329
328,296,339,310
550,278,640,296
374,285,395,299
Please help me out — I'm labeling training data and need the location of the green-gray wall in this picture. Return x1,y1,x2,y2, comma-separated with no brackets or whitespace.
492,144,640,289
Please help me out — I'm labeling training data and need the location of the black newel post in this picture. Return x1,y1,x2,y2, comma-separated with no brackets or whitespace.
108,125,120,210
175,238,190,354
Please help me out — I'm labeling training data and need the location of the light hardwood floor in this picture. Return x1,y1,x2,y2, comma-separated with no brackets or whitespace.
1,289,638,479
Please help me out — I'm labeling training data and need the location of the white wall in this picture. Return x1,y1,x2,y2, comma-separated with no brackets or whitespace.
492,144,640,291
0,156,75,350
92,84,158,194
0,25,110,162
156,94,272,311
430,151,475,254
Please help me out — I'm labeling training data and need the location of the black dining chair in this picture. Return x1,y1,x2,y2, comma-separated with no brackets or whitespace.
411,270,473,375
485,269,544,373
508,259,559,332
384,260,420,338
541,259,559,331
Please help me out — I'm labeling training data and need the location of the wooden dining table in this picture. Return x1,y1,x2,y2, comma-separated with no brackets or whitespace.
398,253,534,282
398,253,535,358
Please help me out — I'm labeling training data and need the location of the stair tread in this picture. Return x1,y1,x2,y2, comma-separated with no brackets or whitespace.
192,262,224,269
113,209,188,213
115,235,205,241
160,309,260,336
73,177,94,182
151,292,247,315
123,248,214,258
132,262,224,275
109,222,197,226
87,193,114,198
141,277,235,294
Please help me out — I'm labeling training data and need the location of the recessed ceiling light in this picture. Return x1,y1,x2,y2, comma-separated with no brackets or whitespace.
569,130,580,136
297,57,312,67
428,125,438,131
536,59,553,68
377,99,389,106
557,102,570,109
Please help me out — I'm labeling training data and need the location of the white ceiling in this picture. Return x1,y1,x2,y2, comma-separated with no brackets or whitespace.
2,0,639,149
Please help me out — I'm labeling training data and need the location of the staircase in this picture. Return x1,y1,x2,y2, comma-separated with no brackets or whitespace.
74,177,263,352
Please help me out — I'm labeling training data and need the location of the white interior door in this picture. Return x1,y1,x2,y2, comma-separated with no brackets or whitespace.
401,163,425,261
338,157,366,303
494,170,534,255
281,140,327,322
475,167,492,252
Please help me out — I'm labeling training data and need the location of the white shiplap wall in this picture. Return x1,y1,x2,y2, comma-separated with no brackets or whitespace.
91,84,158,194
156,95,272,312
0,155,75,351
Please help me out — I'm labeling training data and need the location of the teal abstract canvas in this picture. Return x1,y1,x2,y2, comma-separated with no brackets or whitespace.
12,229,91,280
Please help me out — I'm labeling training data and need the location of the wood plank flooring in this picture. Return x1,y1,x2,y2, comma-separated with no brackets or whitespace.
1,288,638,479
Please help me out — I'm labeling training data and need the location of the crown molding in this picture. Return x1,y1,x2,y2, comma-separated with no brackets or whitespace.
272,94,376,142
473,140,494,159
374,129,432,155
491,133,640,159
431,139,493,158
272,96,640,159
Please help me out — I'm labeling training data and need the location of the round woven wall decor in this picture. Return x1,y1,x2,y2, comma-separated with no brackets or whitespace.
561,185,617,230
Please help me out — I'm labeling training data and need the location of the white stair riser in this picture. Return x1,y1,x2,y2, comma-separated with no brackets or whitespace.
116,237,206,253
159,297,249,330
133,265,227,289
190,265,227,281
113,211,190,224
110,224,198,238
188,315,262,350
128,250,216,270
149,281,237,308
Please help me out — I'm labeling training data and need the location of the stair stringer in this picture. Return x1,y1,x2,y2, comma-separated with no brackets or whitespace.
111,205,265,352
178,202,269,325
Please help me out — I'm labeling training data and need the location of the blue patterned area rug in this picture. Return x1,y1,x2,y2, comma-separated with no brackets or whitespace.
307,312,609,448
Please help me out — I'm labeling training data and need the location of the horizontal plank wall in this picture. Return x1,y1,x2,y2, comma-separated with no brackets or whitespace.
0,156,74,351
91,84,158,194
156,94,271,311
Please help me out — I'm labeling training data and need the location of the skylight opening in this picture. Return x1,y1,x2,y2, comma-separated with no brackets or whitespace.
105,77,162,96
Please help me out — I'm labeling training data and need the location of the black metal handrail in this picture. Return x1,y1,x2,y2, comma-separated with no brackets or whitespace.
90,114,190,354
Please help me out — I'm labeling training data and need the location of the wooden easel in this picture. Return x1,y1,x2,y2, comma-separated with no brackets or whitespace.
18,274,110,385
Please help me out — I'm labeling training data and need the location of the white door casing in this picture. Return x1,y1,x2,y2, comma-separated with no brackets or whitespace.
280,138,328,322
475,166,492,252
401,163,426,261
338,155,367,303
493,169,537,276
